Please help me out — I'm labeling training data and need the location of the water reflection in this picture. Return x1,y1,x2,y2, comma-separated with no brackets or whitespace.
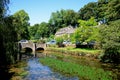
24,58,79,80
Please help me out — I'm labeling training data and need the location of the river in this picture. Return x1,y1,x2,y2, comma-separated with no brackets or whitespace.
22,51,120,80
23,57,79,80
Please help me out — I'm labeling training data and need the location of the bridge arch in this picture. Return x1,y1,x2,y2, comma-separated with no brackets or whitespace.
35,43,46,50
23,47,33,53
19,41,46,55
20,42,35,52
36,47,44,52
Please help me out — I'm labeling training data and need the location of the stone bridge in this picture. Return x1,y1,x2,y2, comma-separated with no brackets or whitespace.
20,42,46,52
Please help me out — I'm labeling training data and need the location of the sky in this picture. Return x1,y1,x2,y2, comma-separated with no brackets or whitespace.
9,0,97,26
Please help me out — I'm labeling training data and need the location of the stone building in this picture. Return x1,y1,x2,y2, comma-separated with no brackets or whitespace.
55,26,76,37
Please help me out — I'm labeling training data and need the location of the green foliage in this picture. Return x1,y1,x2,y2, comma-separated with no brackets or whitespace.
37,39,46,43
55,36,64,44
55,34,69,42
105,0,120,21
40,57,116,80
99,20,120,63
47,47,101,55
74,18,99,43
13,10,30,40
0,0,19,65
78,2,98,20
69,33,76,43
0,0,9,18
28,24,39,39
0,16,18,65
55,34,71,47
29,22,50,40
78,0,120,22
9,61,28,79
49,9,79,34
35,22,49,39
47,35,55,41
78,17,97,27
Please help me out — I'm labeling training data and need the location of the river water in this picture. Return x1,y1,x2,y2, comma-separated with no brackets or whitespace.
23,57,79,80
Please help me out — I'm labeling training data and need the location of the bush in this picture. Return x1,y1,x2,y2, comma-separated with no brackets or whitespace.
99,20,120,63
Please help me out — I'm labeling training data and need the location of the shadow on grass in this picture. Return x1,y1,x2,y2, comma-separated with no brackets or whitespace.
0,66,14,80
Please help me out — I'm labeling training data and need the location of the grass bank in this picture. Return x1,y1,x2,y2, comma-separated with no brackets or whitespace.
40,57,117,80
46,47,102,58
9,61,28,80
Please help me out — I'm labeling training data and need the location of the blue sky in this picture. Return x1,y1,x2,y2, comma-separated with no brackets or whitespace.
9,0,97,25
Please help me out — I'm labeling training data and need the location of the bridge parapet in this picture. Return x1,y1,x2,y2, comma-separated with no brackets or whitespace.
20,41,46,52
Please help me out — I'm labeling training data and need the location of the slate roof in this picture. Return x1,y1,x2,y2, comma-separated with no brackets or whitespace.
55,26,76,36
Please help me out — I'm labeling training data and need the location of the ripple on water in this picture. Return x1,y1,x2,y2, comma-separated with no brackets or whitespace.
23,58,79,80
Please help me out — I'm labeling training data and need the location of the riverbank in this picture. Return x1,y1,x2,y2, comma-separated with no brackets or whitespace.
9,61,28,80
40,57,117,80
41,47,120,79
45,47,102,59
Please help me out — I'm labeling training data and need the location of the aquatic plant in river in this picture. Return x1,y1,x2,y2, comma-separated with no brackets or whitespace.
40,57,117,80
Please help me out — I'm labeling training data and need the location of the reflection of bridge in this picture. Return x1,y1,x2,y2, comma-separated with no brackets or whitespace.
20,41,46,52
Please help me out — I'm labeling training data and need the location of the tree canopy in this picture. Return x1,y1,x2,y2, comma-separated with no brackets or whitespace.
99,20,120,63
78,0,120,22
73,17,98,43
12,10,30,40
49,9,79,34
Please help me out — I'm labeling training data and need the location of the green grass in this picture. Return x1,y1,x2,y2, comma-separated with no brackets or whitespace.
40,57,116,80
9,61,28,80
19,71,28,77
70,48,100,53
47,47,101,56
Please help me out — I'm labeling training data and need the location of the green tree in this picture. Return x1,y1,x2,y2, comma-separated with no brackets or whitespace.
29,24,39,39
13,10,30,40
78,0,120,22
106,0,120,21
35,22,49,39
78,2,98,20
0,0,19,66
74,17,98,43
99,20,120,63
49,9,79,35
0,0,10,65
0,0,9,19
2,16,18,64
63,9,79,26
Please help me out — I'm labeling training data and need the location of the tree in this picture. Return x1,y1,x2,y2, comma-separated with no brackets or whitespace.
78,2,98,20
29,24,39,39
0,0,13,65
0,1,22,79
99,20,120,63
106,0,120,21
49,9,79,35
78,0,120,22
13,10,30,40
35,22,49,39
73,17,98,43
0,0,9,19
2,16,18,64
63,9,79,26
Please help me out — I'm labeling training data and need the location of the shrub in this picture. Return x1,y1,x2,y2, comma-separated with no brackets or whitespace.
99,20,120,63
